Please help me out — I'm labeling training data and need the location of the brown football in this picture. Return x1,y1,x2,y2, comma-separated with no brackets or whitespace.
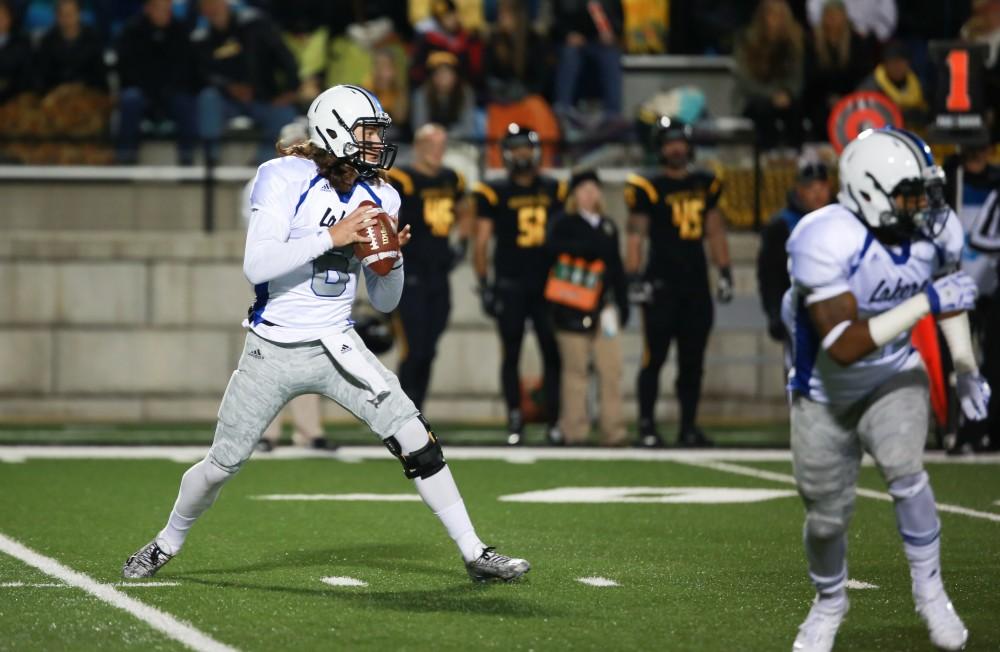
354,200,400,276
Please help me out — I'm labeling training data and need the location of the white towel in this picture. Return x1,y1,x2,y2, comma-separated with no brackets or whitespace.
320,331,391,406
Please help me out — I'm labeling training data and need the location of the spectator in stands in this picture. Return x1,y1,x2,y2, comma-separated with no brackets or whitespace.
551,0,625,131
36,0,107,93
733,0,805,150
962,0,1000,67
484,0,549,103
858,40,928,129
620,0,669,54
410,50,478,141
0,0,30,104
482,0,559,168
546,170,629,447
802,0,875,141
756,157,831,344
410,0,483,89
944,144,1000,213
192,0,300,164
367,47,410,134
115,0,199,165
669,0,756,55
961,0,1000,140
805,0,898,43
270,0,330,106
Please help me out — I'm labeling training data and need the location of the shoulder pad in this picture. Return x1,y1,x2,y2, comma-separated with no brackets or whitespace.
626,173,659,204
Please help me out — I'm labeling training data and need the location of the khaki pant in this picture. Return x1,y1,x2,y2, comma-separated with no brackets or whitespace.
556,330,626,445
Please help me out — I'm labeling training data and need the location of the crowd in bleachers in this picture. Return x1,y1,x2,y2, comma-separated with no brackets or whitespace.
0,0,996,165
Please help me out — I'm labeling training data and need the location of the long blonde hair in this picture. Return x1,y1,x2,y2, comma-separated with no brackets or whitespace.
276,141,387,192
814,1,851,69
741,0,804,82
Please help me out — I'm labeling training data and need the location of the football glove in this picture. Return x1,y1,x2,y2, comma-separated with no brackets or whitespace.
627,275,652,304
926,271,977,315
479,282,499,318
956,372,991,422
716,266,734,304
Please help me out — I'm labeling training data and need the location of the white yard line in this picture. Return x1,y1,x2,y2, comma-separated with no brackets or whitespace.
251,493,421,502
1,581,180,588
0,532,236,652
320,576,367,587
846,580,879,590
2,445,999,464
679,460,1000,524
577,576,620,587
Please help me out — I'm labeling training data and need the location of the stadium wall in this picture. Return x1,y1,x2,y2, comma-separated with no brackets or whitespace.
0,178,787,425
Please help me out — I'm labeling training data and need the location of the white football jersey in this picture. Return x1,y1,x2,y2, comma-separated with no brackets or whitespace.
241,156,401,343
782,203,964,404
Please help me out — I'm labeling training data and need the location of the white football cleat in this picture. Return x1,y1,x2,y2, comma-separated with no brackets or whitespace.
793,596,849,652
916,591,968,650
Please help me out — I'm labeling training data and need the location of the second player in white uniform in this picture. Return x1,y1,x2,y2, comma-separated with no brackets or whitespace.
784,128,991,652
122,85,530,583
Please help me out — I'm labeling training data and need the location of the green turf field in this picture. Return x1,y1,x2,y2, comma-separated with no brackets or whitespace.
1,443,998,651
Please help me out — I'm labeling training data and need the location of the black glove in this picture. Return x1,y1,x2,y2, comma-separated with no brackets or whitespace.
767,318,787,342
479,281,499,318
627,274,652,305
716,266,734,304
448,239,468,272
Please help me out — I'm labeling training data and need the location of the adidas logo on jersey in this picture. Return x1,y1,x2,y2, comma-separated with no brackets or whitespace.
248,348,264,360
320,182,332,192
340,344,352,354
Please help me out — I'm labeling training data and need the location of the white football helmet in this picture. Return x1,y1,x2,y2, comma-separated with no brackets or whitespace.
837,127,948,238
307,84,397,177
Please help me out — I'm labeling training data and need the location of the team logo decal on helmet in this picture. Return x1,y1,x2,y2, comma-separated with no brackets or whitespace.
307,85,398,178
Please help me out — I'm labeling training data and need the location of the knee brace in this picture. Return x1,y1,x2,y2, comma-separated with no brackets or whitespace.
383,415,446,480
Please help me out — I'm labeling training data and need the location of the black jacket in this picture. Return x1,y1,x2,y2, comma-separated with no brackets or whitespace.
546,212,629,333
35,25,107,92
116,14,199,98
0,32,31,102
191,8,299,101
757,191,809,340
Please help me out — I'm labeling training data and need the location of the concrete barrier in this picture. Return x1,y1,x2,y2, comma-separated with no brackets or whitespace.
1,223,786,425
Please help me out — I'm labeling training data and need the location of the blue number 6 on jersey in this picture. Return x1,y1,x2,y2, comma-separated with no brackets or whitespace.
311,251,350,297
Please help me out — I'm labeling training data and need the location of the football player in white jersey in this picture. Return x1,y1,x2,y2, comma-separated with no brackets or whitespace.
783,128,991,652
122,85,530,583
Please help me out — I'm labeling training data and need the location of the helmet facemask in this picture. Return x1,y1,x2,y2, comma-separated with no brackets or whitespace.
326,111,398,179
501,128,541,175
864,166,949,242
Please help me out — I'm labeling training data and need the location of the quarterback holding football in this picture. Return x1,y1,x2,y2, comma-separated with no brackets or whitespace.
122,85,529,583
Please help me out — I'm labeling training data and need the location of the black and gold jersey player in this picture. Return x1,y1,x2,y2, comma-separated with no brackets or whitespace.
386,124,469,412
624,117,733,449
473,123,568,445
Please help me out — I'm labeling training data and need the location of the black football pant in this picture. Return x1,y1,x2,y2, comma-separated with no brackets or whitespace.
638,288,714,432
495,280,561,426
958,295,1000,446
396,270,451,411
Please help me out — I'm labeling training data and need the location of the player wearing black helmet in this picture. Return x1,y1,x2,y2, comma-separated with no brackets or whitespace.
625,117,733,448
473,124,568,445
